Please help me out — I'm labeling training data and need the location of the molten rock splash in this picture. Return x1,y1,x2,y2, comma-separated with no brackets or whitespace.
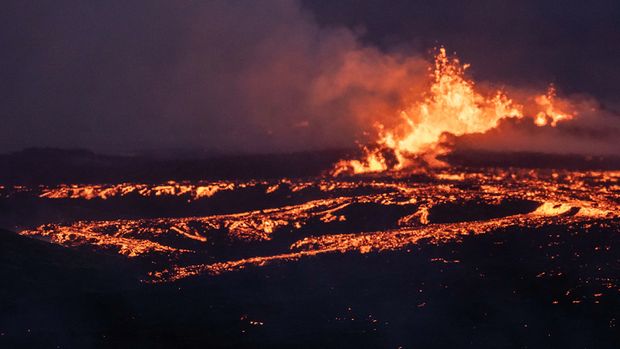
334,48,577,175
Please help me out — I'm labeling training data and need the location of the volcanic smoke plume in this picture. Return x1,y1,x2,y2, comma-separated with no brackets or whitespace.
168,0,620,159
2,0,618,156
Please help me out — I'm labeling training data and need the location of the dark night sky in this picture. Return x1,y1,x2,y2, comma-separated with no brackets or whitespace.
1,0,619,154
307,0,620,100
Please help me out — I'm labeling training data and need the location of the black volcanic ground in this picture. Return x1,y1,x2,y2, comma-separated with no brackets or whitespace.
1,149,620,348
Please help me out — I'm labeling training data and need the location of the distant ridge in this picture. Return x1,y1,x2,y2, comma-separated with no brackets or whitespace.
0,147,350,184
2,147,620,185
443,150,620,170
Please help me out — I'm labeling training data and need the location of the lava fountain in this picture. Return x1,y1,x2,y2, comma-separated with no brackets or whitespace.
333,48,577,175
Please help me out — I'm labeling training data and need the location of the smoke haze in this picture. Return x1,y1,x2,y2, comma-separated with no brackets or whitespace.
1,0,618,156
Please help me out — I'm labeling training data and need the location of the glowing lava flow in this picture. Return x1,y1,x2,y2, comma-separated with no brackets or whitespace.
37,181,250,200
15,169,620,282
334,48,576,175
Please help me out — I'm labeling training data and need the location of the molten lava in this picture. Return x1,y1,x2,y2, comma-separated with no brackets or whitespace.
12,169,619,283
533,86,576,127
334,48,577,175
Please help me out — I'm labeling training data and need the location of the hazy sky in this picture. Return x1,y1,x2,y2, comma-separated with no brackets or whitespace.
1,0,619,154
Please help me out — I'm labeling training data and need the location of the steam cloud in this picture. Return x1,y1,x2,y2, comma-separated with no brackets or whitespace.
454,96,620,156
1,0,618,156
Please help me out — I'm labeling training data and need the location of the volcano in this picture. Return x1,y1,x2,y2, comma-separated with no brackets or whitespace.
3,0,620,346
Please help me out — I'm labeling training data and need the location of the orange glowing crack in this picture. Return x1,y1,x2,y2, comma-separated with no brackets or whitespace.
147,210,613,283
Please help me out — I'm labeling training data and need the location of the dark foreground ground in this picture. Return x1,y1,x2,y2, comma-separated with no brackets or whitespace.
2,221,619,348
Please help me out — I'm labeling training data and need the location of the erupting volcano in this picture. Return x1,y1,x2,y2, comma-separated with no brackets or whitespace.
335,48,578,174
2,1,620,347
2,44,619,346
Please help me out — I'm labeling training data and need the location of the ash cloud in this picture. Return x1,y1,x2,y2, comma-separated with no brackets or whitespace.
0,0,427,154
1,0,619,157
